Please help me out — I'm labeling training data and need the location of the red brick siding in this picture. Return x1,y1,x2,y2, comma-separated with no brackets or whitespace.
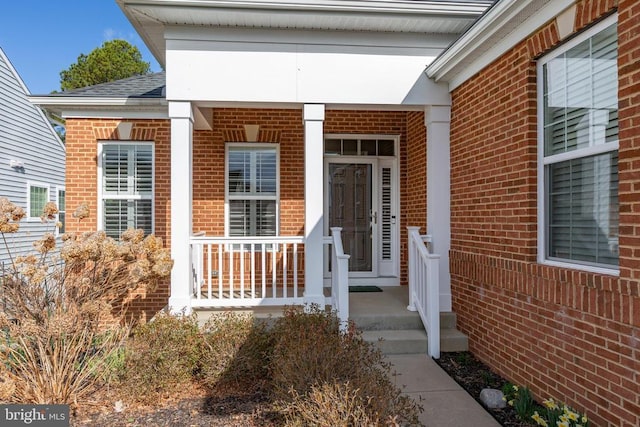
405,112,427,232
64,119,171,322
450,1,640,426
450,47,538,261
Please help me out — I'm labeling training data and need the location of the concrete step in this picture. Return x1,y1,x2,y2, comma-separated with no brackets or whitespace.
440,328,469,352
351,311,424,331
356,310,468,355
440,311,458,330
353,311,460,331
362,329,428,355
362,328,469,355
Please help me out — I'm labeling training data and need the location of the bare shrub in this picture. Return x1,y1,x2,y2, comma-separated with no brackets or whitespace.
269,305,422,426
278,381,403,427
200,312,273,392
118,312,203,403
0,197,172,406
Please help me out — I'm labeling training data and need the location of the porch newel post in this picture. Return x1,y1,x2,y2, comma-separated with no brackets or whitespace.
303,104,326,306
425,105,452,312
168,101,194,314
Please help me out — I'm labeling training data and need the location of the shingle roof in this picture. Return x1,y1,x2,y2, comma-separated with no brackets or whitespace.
46,72,165,99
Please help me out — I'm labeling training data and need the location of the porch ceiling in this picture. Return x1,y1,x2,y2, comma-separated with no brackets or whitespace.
117,0,492,66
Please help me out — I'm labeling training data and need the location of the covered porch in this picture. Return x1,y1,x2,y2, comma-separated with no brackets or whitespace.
165,102,452,357
114,0,476,359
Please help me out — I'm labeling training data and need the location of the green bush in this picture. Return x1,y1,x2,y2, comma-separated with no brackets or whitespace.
269,305,422,426
118,312,203,403
200,311,272,392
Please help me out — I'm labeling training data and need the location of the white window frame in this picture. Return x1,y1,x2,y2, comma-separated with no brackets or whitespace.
56,186,66,235
224,143,280,240
537,14,619,275
26,181,50,221
97,141,155,238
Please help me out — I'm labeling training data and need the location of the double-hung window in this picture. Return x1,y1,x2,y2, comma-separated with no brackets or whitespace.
99,143,153,239
226,144,278,241
57,188,66,234
27,182,49,220
538,15,618,271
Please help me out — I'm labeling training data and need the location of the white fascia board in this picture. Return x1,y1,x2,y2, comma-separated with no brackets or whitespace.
29,97,168,119
426,0,576,91
165,25,454,53
29,96,167,108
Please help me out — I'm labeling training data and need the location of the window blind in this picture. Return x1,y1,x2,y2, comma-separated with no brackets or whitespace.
542,21,618,267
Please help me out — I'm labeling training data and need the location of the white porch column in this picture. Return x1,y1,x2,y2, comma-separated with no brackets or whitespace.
168,101,194,314
303,104,326,306
426,105,452,312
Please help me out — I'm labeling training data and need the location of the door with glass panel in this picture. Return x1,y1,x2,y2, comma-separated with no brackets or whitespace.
325,159,378,276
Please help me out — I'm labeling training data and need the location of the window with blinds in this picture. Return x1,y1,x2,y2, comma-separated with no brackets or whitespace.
100,143,153,239
226,144,278,239
539,16,618,269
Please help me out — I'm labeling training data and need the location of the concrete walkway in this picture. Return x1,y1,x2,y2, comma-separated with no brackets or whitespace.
387,354,501,427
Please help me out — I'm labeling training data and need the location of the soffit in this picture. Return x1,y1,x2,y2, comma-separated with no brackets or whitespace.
117,0,492,66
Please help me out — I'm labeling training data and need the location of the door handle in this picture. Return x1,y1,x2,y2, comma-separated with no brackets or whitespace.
370,210,377,225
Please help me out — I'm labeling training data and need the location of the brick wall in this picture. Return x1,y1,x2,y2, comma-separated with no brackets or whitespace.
405,111,428,285
449,1,640,426
64,119,171,321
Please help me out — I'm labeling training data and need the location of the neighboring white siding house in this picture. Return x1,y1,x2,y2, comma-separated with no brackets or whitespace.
0,47,65,267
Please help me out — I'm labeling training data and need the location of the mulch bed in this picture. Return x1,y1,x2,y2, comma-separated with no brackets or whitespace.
71,351,533,426
71,387,280,427
435,352,531,427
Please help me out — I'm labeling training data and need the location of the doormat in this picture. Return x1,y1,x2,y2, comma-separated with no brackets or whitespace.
348,286,383,293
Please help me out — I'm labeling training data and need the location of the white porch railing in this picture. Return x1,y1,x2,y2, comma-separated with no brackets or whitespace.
407,226,440,359
190,235,305,307
324,227,350,331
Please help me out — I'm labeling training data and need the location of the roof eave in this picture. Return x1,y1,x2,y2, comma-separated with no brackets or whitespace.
117,0,492,67
426,0,577,91
119,0,490,16
29,96,168,118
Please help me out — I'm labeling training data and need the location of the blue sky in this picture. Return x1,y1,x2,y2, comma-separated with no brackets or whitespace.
0,1,161,95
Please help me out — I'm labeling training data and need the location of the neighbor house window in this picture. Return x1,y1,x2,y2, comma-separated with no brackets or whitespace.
27,182,49,220
57,188,66,234
226,144,278,239
538,15,618,270
99,143,153,239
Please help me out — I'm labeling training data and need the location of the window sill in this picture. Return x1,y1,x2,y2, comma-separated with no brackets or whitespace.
540,258,619,277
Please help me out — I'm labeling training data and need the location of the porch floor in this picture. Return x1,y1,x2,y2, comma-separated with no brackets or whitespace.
194,285,410,315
